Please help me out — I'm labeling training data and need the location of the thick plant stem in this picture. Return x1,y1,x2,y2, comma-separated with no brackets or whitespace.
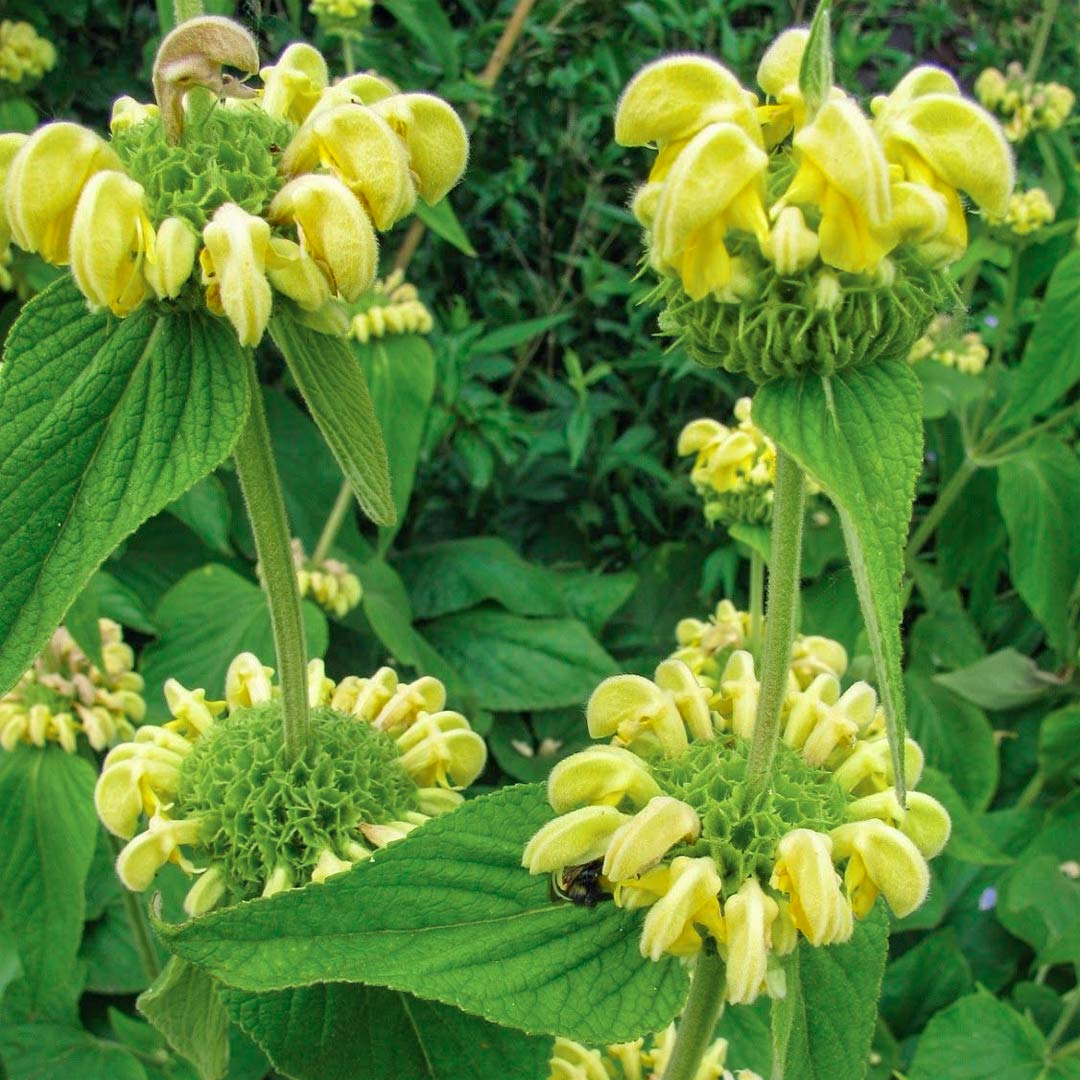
234,356,311,757
173,0,204,22
906,457,978,561
746,451,806,786
312,480,354,566
109,835,161,982
748,548,765,662
661,948,726,1080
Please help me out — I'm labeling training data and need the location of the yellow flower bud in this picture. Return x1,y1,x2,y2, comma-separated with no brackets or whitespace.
4,122,122,264
260,42,329,125
281,104,415,230
370,92,469,205
547,744,663,813
770,829,852,945
110,96,160,134
0,132,28,250
654,658,713,742
783,673,840,751
801,682,876,767
602,796,700,881
586,673,688,756
723,875,778,1003
811,269,842,311
200,203,274,346
69,170,154,316
269,173,377,301
95,759,154,838
311,848,353,883
789,634,848,687
762,205,819,274
832,735,924,794
183,866,227,916
262,865,294,897
550,1038,609,1080
116,815,202,892
846,789,951,858
416,787,464,816
756,28,810,144
267,237,332,311
718,650,759,739
371,675,446,735
164,678,224,736
145,216,198,300
395,710,487,788
830,818,930,918
522,805,629,874
974,68,1007,110
640,855,724,960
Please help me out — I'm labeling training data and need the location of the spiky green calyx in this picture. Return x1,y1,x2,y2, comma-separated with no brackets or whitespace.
176,702,418,900
650,735,849,895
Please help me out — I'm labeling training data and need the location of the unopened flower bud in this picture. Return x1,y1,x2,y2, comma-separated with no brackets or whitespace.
146,216,197,300
602,796,700,881
200,203,274,346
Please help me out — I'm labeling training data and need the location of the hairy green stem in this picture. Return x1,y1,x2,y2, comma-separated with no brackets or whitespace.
748,548,765,662
746,450,806,785
906,457,978,562
1016,772,1045,810
109,834,161,983
1048,984,1080,1049
1027,0,1060,81
661,948,726,1080
173,0,204,23
234,356,311,757
312,481,354,566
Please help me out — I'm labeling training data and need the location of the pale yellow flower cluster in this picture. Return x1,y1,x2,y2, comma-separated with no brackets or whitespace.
990,187,1056,236
975,63,1075,142
291,537,363,617
95,652,485,915
0,20,56,84
0,620,145,754
0,18,467,345
310,0,375,19
551,1028,760,1080
351,269,434,343
523,652,949,1003
677,398,776,525
617,31,1013,301
908,314,989,375
670,598,847,702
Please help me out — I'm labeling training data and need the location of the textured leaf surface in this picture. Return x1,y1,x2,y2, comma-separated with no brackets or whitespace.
138,958,230,1080
756,361,923,798
421,610,619,711
0,748,98,1023
139,564,328,720
0,279,250,695
909,990,1077,1079
270,315,395,527
998,250,1080,426
159,785,688,1044
996,438,1080,657
222,984,549,1080
0,1025,146,1080
933,648,1057,711
771,906,888,1080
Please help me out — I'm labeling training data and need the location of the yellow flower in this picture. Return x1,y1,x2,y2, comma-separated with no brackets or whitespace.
184,866,227,916
640,855,725,960
0,20,56,84
775,96,893,274
993,187,1055,236
761,205,819,274
546,744,662,813
872,66,1014,259
267,237,333,311
269,173,377,302
770,829,852,945
830,818,930,918
70,170,155,316
586,668,699,756
755,28,810,145
602,795,700,881
145,216,198,300
281,103,416,229
832,734,924,796
717,650,761,739
723,875,778,1004
0,132,28,251
4,122,122,264
116,814,202,891
788,634,848,688
394,709,487,788
259,42,329,126
845,789,951,858
677,418,758,493
110,96,160,134
199,203,275,346
522,805,629,874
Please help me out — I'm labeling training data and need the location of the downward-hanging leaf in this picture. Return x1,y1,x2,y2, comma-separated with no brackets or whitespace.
0,278,250,696
270,314,395,527
755,360,923,800
222,984,549,1080
158,785,688,1045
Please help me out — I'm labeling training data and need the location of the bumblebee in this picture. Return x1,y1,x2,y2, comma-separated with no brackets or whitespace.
550,859,608,908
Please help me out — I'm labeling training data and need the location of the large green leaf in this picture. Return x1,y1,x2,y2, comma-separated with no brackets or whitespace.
270,314,395,527
139,564,328,720
0,747,98,1023
222,984,549,1080
771,906,888,1080
0,1025,146,1080
357,333,436,547
158,785,688,1045
933,649,1058,712
909,990,1078,1079
996,250,1080,426
396,536,567,620
996,437,1080,657
755,361,923,799
879,928,973,1037
421,609,619,711
138,958,230,1080
0,279,250,695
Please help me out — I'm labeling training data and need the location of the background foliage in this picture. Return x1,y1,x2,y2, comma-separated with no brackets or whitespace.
1,1,1079,1078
